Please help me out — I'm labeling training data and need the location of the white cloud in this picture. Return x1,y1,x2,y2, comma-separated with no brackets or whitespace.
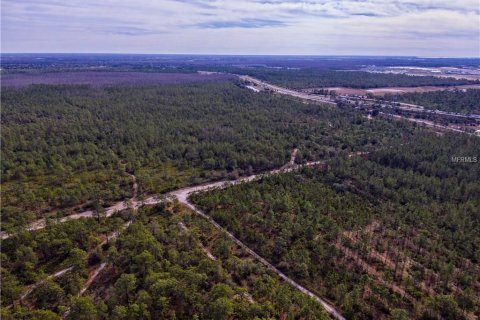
1,0,479,56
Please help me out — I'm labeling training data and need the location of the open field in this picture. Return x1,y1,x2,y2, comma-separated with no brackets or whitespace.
362,66,480,81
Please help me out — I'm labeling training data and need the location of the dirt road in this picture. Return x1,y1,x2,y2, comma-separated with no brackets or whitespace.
0,158,325,240
1,174,140,239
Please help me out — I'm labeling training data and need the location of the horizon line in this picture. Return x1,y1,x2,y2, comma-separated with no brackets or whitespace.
2,52,480,59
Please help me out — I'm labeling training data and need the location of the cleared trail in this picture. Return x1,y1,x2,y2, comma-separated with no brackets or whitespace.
79,263,107,296
1,173,141,239
178,221,217,261
9,267,74,307
9,220,133,309
181,199,345,320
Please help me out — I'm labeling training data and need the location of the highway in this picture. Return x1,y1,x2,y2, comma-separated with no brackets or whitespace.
238,74,479,135
238,75,337,106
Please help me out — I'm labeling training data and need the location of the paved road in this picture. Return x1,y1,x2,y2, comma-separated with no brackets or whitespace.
239,75,337,106
392,101,480,121
241,74,479,122
380,112,473,135
358,98,480,121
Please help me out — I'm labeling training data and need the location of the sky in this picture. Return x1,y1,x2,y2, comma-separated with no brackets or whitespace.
1,0,480,57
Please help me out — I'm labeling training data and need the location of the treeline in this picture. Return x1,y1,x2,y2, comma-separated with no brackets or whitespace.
2,81,417,226
191,131,480,319
383,89,480,114
233,68,478,89
1,204,330,319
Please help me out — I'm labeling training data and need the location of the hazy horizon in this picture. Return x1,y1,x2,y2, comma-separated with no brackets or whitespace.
2,53,479,60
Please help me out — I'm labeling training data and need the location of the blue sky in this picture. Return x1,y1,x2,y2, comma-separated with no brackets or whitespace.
1,0,479,57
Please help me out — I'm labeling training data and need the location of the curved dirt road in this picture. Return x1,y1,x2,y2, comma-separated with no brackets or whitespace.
1,157,322,240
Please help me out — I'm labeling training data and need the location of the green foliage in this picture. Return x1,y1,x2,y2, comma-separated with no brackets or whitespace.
208,297,234,320
114,274,137,305
31,280,65,310
191,131,480,319
100,206,330,319
0,267,22,306
68,296,98,320
1,78,477,320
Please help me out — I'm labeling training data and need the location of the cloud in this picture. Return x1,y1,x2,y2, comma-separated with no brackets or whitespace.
104,26,164,36
195,18,287,29
1,0,479,56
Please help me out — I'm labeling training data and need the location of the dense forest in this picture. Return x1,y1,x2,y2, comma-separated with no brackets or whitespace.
230,68,478,89
2,75,479,319
383,89,480,114
192,132,480,319
2,81,417,230
1,203,330,319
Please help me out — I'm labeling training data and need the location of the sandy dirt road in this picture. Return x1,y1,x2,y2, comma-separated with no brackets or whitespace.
1,155,322,240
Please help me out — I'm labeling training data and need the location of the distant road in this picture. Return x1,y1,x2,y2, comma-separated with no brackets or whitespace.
238,75,337,106
379,112,474,135
237,74,478,135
